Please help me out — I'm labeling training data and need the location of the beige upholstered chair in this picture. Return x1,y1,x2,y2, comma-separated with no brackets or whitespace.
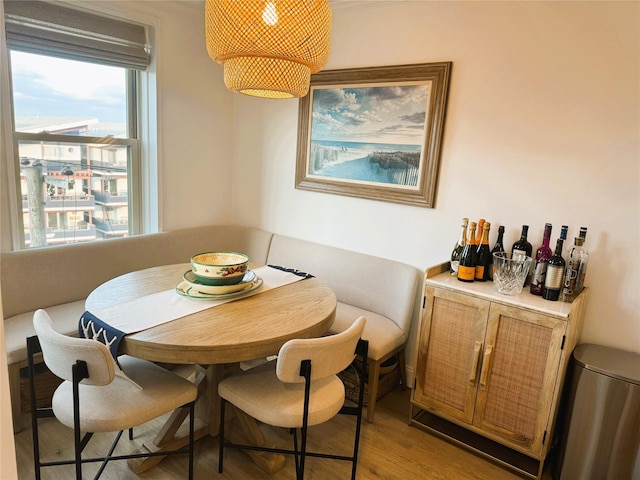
218,316,368,480
28,309,198,480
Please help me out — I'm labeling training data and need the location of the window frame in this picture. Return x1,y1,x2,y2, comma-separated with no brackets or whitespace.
7,55,143,248
1,0,158,250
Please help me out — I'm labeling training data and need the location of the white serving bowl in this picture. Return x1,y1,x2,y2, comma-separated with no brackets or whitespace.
190,251,249,286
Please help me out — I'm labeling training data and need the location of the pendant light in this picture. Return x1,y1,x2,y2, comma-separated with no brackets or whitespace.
205,0,332,99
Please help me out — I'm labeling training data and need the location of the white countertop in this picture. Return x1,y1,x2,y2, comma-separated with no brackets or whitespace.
425,268,586,320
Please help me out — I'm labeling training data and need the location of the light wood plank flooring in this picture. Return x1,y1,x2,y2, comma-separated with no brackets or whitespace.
14,388,554,479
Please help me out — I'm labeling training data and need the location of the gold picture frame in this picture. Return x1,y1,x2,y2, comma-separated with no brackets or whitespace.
295,62,451,207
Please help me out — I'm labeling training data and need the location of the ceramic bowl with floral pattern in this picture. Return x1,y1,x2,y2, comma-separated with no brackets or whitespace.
190,251,249,285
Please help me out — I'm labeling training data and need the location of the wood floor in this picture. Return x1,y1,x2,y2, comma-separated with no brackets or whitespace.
13,388,554,479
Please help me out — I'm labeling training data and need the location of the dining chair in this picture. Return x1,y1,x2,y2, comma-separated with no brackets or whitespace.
218,316,368,480
27,309,198,480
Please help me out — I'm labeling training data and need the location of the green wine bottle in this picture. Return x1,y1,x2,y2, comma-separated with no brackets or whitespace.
475,221,491,281
457,222,477,282
450,218,468,276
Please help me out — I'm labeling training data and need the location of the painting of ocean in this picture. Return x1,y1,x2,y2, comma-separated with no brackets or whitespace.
308,140,422,187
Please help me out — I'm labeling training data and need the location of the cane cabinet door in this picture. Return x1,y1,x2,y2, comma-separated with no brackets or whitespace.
473,303,566,455
413,287,490,424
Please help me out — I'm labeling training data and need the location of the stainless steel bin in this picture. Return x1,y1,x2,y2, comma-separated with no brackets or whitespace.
555,343,640,480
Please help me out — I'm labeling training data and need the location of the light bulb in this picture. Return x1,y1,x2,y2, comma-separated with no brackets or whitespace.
262,2,278,25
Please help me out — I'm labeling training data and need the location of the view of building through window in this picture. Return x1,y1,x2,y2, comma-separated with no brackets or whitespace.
10,51,134,247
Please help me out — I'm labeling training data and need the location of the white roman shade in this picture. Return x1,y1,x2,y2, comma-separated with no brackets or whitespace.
3,0,149,70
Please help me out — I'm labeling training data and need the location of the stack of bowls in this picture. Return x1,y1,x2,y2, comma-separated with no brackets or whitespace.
184,251,252,295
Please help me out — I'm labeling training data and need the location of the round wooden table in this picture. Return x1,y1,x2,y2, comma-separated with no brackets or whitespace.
85,263,337,473
86,263,337,364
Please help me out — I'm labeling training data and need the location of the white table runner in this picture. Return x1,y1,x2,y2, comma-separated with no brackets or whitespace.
86,265,306,335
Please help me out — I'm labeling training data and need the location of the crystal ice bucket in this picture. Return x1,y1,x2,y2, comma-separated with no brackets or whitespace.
492,252,532,295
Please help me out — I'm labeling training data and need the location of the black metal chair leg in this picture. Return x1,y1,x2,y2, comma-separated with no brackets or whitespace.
218,398,226,473
93,430,124,480
189,401,195,480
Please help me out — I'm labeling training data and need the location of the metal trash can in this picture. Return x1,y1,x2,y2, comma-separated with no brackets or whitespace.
554,343,640,480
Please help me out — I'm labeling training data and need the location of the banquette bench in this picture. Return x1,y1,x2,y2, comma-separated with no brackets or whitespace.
2,225,420,431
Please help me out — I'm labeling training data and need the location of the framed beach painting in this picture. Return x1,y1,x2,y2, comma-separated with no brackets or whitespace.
295,62,451,207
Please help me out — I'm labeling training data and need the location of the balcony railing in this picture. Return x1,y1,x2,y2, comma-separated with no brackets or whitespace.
22,195,95,211
24,225,97,246
92,219,129,235
93,192,128,205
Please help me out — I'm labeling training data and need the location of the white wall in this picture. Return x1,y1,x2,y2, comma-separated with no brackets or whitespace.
146,1,236,230
231,1,640,361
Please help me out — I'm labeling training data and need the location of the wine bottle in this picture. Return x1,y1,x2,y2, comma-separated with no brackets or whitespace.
475,218,485,245
530,223,553,295
543,238,566,301
488,225,505,281
562,227,588,303
475,222,491,281
450,218,469,276
511,225,533,286
457,221,477,282
560,225,569,245
512,225,533,260
560,225,568,239
559,224,569,258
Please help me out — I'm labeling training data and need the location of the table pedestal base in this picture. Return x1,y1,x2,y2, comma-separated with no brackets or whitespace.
226,405,287,473
127,363,285,474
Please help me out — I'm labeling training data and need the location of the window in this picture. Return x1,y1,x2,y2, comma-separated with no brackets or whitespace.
3,0,151,248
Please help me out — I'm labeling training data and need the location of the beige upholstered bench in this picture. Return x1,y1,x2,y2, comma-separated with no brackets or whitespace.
267,234,421,422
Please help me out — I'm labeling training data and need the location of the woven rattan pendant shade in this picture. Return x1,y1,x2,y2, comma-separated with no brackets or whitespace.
205,0,331,98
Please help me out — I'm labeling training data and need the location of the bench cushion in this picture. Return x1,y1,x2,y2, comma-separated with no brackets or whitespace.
5,301,85,365
332,302,404,361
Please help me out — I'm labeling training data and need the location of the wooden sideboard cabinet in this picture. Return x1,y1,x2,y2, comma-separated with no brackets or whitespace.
410,262,588,479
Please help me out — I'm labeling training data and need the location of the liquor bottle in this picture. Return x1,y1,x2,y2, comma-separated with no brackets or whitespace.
511,225,533,286
575,227,589,292
543,238,566,301
475,222,491,281
457,221,477,282
562,227,588,303
488,225,505,281
450,218,469,276
530,223,553,295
